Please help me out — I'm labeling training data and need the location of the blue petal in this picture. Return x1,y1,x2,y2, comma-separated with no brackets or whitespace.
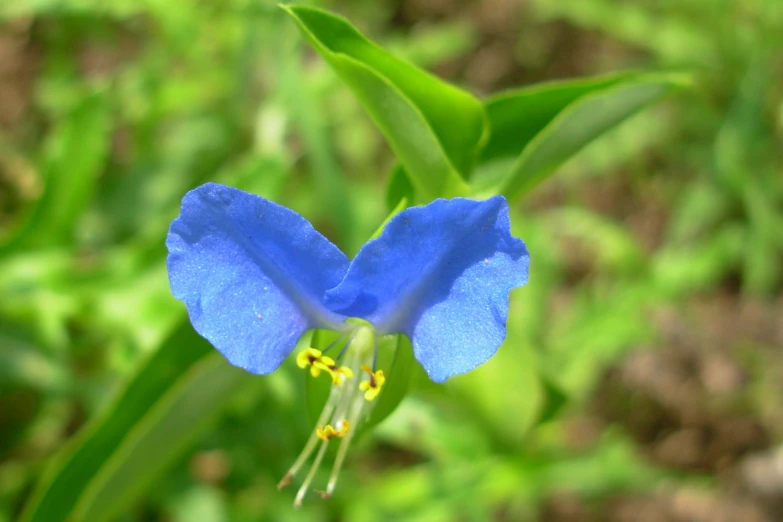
324,196,529,382
166,183,349,374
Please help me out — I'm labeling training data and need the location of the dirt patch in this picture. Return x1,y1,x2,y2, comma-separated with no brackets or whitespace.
547,294,783,521
0,19,37,132
541,487,772,522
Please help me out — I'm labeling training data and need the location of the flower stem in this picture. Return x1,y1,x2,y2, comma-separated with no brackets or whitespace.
294,439,329,507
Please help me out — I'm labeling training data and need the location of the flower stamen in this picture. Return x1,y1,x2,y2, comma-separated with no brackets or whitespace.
294,439,329,508
319,386,366,498
359,364,385,401
284,323,380,506
316,420,350,441
296,347,327,377
324,363,354,385
277,382,340,491
297,348,353,385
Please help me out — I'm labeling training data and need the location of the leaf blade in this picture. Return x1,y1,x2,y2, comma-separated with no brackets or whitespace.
20,321,252,522
481,71,643,163
73,354,255,522
2,91,110,252
500,74,687,199
282,5,481,199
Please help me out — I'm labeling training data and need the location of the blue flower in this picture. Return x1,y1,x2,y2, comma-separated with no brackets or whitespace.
166,182,529,504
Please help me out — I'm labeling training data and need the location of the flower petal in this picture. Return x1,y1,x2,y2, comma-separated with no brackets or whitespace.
166,183,349,374
324,196,529,382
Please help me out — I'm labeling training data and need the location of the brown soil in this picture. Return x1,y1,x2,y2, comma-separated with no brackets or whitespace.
547,294,783,522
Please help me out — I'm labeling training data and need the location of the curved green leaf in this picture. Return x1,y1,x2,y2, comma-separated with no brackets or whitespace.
385,163,414,211
20,322,256,522
480,72,643,163
282,5,481,199
499,74,687,199
371,196,408,241
446,336,542,446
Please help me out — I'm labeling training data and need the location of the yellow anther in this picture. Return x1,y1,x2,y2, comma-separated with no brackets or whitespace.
326,364,354,385
297,348,325,377
297,348,355,386
311,354,334,375
359,364,385,401
315,420,350,441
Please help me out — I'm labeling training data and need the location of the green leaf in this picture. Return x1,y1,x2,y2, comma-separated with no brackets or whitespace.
20,322,256,522
0,335,65,456
499,74,687,199
536,376,568,425
654,225,745,297
282,5,482,200
446,336,542,447
667,181,731,244
0,335,65,392
370,196,408,241
713,59,782,294
481,72,642,163
2,91,111,252
385,164,414,211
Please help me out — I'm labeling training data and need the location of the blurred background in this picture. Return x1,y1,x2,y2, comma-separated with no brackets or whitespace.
1,0,782,521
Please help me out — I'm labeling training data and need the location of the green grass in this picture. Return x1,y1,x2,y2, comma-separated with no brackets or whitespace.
1,0,781,521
